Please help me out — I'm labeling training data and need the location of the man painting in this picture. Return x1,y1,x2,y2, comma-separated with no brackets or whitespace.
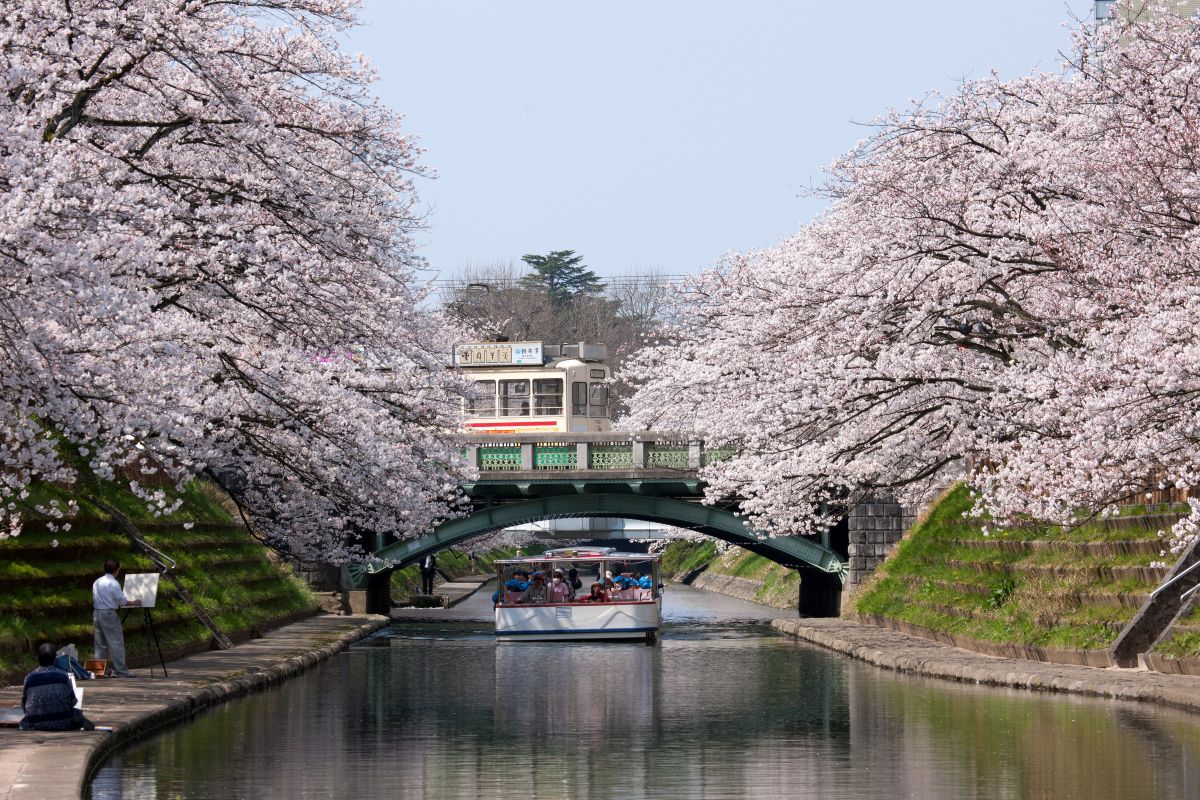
20,643,94,731
92,559,140,678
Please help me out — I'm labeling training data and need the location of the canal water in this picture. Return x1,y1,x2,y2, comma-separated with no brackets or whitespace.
91,585,1200,799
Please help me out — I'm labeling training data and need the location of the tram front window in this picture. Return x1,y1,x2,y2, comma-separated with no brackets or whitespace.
588,383,608,418
533,378,563,415
571,381,587,415
499,379,530,416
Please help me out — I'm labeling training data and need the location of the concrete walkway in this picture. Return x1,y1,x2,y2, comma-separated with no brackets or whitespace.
773,617,1200,714
434,574,492,607
0,614,388,800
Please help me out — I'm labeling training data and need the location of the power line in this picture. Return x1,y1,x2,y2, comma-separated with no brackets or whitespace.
430,274,698,290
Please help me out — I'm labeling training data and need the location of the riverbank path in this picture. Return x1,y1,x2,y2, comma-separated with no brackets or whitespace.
433,574,492,607
0,613,389,800
774,617,1200,715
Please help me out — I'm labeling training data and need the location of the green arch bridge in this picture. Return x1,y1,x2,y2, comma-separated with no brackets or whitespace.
351,433,847,615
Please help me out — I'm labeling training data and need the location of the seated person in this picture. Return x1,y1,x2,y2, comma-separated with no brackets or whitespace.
548,569,572,603
504,570,532,603
567,568,583,592
518,572,550,604
609,575,633,601
635,572,655,599
20,643,94,731
579,583,608,603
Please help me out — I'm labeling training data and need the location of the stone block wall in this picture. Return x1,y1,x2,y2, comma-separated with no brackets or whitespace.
845,493,916,592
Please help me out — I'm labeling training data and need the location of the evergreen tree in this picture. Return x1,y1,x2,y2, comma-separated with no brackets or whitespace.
521,250,603,306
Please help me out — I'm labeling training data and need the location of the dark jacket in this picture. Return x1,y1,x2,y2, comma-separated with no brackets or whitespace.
20,667,79,731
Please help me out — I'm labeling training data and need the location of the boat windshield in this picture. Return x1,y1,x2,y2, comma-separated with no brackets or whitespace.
495,557,659,606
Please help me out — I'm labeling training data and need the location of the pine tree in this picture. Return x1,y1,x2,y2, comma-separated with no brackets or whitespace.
520,250,603,306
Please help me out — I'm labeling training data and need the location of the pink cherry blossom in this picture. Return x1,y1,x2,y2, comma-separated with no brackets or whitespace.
0,0,473,560
621,2,1200,552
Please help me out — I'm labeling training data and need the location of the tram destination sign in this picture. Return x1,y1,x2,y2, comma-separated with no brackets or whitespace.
454,341,543,367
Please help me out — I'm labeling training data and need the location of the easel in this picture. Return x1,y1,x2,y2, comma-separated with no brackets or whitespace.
120,605,168,677
120,572,167,677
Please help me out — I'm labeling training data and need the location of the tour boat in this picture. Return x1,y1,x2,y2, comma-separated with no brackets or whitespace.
493,547,662,642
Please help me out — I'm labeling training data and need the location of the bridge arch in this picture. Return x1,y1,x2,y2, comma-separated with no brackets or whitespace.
371,494,845,578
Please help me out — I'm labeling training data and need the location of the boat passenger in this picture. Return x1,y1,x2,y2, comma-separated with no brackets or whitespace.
579,583,607,603
499,572,529,604
549,569,572,603
519,572,550,604
567,568,583,593
618,575,645,601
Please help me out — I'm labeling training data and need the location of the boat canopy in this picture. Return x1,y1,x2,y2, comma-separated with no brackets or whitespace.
495,547,659,566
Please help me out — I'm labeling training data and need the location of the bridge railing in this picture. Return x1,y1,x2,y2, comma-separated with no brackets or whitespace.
460,432,734,474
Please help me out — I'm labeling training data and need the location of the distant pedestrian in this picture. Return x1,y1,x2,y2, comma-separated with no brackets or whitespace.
92,559,140,677
20,643,94,731
420,553,437,595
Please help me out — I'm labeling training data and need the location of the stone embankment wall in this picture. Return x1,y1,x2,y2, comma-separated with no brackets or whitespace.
771,617,1200,714
662,542,799,609
688,571,790,607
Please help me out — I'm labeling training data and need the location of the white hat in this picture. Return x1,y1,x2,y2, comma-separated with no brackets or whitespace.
605,571,613,579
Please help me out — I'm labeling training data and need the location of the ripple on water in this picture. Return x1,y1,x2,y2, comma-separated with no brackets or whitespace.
89,592,1200,800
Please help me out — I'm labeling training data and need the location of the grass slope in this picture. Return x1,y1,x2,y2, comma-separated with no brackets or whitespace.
0,480,315,686
851,484,1178,652
1153,598,1200,658
659,540,799,608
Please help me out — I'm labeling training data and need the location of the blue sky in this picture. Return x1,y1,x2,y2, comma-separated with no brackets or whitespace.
345,1,1095,279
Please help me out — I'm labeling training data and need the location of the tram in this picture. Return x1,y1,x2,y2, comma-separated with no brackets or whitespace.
493,547,662,642
454,341,612,434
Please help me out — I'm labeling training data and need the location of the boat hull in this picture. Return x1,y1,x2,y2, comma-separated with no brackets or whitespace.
495,600,661,641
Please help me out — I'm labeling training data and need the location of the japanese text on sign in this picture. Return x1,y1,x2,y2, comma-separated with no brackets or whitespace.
454,342,543,367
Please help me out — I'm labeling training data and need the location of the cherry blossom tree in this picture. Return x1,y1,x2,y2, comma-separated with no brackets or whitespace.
621,1,1200,553
0,0,473,560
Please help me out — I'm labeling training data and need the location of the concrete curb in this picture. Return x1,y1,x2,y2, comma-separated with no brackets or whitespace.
771,617,1200,715
850,612,1116,667
0,614,389,800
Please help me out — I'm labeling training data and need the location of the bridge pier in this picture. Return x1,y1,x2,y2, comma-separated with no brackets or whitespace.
364,568,393,615
350,433,854,611
798,569,842,617
842,493,915,607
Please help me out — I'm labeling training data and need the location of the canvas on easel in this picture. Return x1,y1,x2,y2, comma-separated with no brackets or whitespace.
119,572,168,676
122,572,159,608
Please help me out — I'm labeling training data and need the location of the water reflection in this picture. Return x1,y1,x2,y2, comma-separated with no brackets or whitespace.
91,618,1200,800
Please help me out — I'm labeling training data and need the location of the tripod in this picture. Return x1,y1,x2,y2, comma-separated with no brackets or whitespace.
121,606,168,677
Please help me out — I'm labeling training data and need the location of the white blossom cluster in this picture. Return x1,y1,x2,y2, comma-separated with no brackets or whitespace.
621,2,1200,553
453,528,554,559
0,1,474,559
